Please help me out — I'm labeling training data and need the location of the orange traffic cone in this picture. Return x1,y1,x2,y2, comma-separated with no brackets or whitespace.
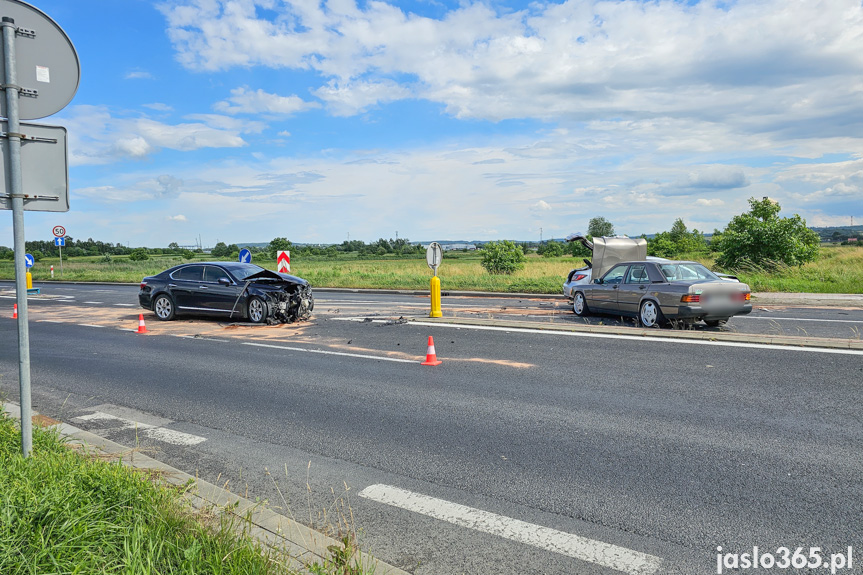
12,304,17,319
421,335,442,366
136,313,148,334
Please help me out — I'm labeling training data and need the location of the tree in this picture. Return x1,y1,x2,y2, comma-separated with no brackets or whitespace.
480,240,526,275
648,218,707,258
268,237,292,259
211,241,231,258
588,216,615,238
714,197,820,269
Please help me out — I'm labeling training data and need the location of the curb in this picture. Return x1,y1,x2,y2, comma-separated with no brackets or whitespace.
1,402,409,575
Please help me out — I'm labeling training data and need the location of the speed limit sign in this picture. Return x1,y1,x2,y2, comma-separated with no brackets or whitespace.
52,225,66,238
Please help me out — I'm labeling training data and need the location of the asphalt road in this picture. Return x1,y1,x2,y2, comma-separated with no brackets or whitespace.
1,283,862,575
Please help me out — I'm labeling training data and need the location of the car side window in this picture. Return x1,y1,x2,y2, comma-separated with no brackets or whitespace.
625,264,650,284
172,265,203,282
603,265,628,285
203,266,227,283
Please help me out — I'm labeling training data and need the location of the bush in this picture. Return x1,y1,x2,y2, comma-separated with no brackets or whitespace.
537,240,565,258
480,240,526,275
128,249,149,262
714,197,820,269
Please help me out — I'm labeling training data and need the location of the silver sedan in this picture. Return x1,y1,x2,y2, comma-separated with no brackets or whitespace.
571,260,752,328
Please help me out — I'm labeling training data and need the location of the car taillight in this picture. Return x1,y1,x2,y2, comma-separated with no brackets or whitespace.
732,292,751,301
140,282,148,290
680,294,700,303
574,274,587,281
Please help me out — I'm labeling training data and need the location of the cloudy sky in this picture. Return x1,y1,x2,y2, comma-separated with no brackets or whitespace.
2,0,862,247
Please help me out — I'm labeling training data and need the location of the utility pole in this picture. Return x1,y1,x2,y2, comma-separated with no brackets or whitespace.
540,227,543,244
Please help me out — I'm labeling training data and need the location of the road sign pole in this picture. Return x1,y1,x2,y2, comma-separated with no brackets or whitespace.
3,16,33,457
58,244,62,276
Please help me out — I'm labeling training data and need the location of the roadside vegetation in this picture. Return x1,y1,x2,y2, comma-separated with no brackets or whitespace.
0,406,370,575
0,198,860,294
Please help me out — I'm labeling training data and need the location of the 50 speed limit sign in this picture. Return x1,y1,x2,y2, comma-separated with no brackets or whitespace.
52,225,66,238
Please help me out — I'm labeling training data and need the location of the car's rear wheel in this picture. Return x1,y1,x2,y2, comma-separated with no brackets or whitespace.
639,300,664,328
573,292,589,316
247,296,268,323
153,294,175,321
705,319,728,327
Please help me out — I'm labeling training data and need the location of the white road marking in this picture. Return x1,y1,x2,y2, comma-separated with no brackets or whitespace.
83,301,103,304
738,315,863,324
359,484,662,575
409,321,863,356
114,303,135,307
243,342,416,363
78,324,105,328
38,319,64,323
74,411,206,446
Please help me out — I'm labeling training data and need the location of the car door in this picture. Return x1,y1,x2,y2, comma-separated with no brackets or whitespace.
169,265,204,310
618,263,651,315
589,264,628,312
201,265,243,314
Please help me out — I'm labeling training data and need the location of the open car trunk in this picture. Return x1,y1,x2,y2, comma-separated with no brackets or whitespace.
565,234,648,280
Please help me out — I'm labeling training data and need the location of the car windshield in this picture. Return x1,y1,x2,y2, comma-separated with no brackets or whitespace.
224,263,266,281
659,263,720,282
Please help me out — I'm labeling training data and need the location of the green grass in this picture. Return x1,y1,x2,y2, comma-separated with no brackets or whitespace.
0,406,369,575
2,245,862,294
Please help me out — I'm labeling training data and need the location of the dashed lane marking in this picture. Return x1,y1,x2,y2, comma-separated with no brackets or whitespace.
83,301,103,304
74,411,206,446
359,484,662,575
78,324,105,328
114,303,135,307
737,315,863,323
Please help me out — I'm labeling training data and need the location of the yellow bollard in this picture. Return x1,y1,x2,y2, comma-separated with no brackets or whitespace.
429,275,442,318
26,271,32,290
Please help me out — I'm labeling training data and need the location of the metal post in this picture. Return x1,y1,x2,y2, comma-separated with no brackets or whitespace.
3,16,33,457
58,243,62,276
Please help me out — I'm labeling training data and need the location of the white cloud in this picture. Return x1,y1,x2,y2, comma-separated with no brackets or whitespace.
531,200,552,211
143,102,174,112
696,198,725,207
61,105,250,165
125,69,154,80
159,0,863,139
168,214,188,221
214,86,320,115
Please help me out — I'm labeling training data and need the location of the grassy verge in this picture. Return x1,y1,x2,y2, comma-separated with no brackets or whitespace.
0,407,369,575
1,245,861,294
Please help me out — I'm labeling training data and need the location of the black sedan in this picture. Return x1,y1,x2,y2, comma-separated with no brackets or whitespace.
139,262,314,324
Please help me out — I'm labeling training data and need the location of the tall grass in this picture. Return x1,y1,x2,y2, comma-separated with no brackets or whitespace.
0,408,293,574
2,245,861,293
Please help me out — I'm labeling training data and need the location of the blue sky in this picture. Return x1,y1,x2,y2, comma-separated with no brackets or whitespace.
2,0,862,247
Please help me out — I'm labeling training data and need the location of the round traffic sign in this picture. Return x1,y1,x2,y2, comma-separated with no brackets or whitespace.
238,248,251,263
0,0,80,120
24,253,34,267
52,225,65,237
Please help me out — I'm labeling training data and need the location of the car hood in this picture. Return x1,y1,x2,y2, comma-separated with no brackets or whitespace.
245,269,309,286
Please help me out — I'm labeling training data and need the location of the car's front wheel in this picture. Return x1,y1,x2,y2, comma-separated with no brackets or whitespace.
247,296,268,324
573,292,589,317
639,300,664,328
153,294,175,321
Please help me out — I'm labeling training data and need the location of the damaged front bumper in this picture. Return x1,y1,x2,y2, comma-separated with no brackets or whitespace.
263,284,315,324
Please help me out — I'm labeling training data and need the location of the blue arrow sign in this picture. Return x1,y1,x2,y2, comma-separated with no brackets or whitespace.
54,237,65,247
24,253,34,268
238,248,252,263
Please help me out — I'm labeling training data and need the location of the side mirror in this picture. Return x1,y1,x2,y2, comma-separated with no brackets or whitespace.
593,278,602,284
218,277,232,286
